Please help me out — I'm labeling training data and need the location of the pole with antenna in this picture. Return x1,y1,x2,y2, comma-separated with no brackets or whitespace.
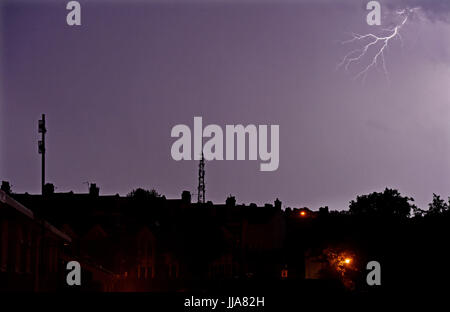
38,114,46,195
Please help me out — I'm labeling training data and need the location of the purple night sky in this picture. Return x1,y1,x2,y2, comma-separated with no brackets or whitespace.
1,0,450,210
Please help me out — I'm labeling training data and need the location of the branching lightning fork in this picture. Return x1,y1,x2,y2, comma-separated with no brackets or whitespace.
338,8,418,82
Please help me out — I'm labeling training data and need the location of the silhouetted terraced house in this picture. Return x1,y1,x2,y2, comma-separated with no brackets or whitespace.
203,197,286,280
8,179,442,294
0,189,117,291
0,189,71,291
12,185,183,291
240,202,286,279
111,226,180,291
10,184,310,291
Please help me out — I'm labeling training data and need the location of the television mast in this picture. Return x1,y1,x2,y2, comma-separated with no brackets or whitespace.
197,153,205,204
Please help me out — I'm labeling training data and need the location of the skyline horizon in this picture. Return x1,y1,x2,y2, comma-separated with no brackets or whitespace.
3,159,433,212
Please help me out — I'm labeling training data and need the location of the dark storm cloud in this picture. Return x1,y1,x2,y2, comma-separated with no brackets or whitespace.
388,0,450,22
1,0,449,211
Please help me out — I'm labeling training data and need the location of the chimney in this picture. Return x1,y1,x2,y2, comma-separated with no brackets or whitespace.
226,195,236,207
181,190,191,204
1,181,11,194
274,198,282,210
89,183,100,197
43,183,54,196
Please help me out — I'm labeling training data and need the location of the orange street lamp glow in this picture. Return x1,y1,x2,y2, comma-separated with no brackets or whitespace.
344,258,352,264
300,211,306,216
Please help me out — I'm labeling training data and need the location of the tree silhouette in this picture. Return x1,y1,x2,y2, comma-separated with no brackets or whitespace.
127,188,161,200
349,188,415,218
427,193,449,216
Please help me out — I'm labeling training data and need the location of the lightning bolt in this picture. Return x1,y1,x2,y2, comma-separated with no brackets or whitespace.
337,8,418,83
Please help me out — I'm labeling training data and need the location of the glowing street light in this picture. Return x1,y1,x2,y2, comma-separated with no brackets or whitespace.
300,211,306,217
344,258,352,264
